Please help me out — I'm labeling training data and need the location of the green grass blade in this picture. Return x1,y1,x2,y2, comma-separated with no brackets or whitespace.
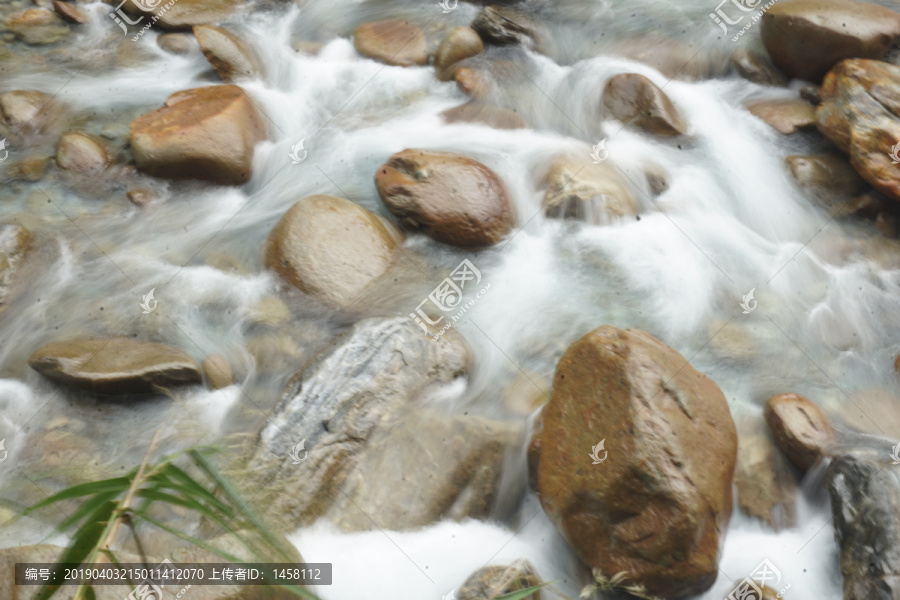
25,477,133,514
58,491,123,532
33,500,117,600
135,488,207,513
153,463,235,517
134,512,246,563
188,450,295,560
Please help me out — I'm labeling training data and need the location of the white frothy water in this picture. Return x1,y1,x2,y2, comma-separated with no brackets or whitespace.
2,2,898,598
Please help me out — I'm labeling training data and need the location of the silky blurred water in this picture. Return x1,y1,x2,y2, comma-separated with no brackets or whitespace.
3,0,900,598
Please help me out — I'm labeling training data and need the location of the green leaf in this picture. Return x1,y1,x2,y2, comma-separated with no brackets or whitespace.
33,500,117,600
135,488,207,513
25,477,133,514
495,582,555,600
58,491,123,532
154,463,235,517
189,450,294,560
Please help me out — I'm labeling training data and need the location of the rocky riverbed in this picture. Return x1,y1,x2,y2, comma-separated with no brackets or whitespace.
1,0,900,598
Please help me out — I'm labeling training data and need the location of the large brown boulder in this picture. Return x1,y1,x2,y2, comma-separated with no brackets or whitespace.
816,59,900,202
130,85,266,185
353,19,427,67
264,195,404,309
28,337,202,394
375,149,514,247
764,393,835,470
535,326,737,598
602,73,687,136
193,25,261,81
760,0,900,82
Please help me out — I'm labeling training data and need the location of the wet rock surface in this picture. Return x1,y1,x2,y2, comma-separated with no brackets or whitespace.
602,73,687,136
264,194,404,309
375,148,514,247
826,449,900,600
441,102,528,129
435,26,484,80
786,152,865,195
540,157,638,224
764,392,835,470
733,414,798,529
816,59,900,202
761,0,900,81
747,98,817,135
121,0,237,30
130,85,266,185
0,223,32,316
471,6,551,55
28,337,202,394
249,317,474,528
194,25,261,81
55,132,110,176
535,326,737,598
353,19,427,67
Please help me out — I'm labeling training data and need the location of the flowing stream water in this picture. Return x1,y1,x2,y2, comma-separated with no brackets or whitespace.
3,0,900,598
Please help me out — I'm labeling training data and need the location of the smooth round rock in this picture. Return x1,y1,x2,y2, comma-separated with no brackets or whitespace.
435,27,484,80
264,195,404,308
764,392,836,470
56,132,110,176
375,149,514,247
353,19,427,67
602,72,687,136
